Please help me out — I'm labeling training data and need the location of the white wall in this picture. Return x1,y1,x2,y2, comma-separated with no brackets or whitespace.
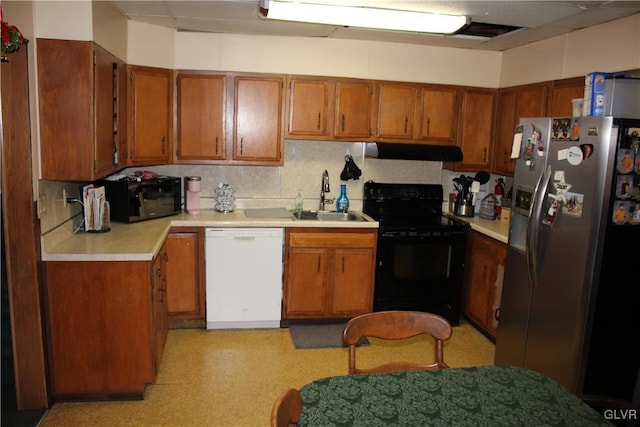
500,13,640,86
172,31,502,87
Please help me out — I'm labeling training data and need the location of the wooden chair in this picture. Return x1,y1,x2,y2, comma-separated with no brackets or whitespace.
342,310,453,375
270,388,302,427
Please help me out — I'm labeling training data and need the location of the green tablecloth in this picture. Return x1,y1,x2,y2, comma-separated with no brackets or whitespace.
299,365,612,426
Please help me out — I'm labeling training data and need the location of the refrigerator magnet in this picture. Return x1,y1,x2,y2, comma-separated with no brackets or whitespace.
616,176,633,199
567,146,583,166
612,201,630,225
580,144,594,160
553,172,572,203
631,203,640,224
617,149,635,174
511,125,523,159
562,192,584,217
543,194,560,226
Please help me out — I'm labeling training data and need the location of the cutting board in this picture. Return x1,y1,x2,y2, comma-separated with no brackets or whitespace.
243,207,293,218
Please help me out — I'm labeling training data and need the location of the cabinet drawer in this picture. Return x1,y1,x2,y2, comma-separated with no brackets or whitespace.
289,231,376,248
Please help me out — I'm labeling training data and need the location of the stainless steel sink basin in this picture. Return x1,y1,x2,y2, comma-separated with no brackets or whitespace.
292,210,366,221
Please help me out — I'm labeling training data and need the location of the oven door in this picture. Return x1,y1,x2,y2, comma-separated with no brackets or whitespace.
373,227,467,324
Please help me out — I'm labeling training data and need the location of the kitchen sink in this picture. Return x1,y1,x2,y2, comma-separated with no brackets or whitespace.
292,210,366,221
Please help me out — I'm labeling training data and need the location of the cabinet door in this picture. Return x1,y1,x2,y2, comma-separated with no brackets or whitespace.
128,66,172,165
93,44,121,177
375,83,417,140
165,229,205,320
284,248,328,316
463,231,506,339
177,74,226,161
489,242,507,338
463,238,492,329
45,261,155,397
233,75,284,164
286,76,332,138
493,89,517,176
419,85,458,143
38,39,122,181
548,77,584,117
457,88,497,171
331,248,374,315
152,245,168,372
334,80,374,139
494,83,548,176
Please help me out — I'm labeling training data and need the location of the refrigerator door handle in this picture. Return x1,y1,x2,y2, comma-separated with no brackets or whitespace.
527,165,552,288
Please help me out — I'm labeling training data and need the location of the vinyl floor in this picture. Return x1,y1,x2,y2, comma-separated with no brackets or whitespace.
38,320,495,427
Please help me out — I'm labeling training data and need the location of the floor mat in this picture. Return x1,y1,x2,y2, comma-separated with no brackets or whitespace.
289,323,369,349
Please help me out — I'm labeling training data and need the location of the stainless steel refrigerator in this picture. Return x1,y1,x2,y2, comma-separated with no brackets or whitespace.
494,116,640,410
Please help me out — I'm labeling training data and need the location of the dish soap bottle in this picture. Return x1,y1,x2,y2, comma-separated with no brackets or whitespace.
336,183,350,213
295,191,304,215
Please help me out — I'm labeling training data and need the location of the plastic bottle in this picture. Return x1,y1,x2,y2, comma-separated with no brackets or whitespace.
295,191,304,214
335,184,350,213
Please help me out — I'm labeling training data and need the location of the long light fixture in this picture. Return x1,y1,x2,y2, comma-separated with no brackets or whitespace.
259,1,469,35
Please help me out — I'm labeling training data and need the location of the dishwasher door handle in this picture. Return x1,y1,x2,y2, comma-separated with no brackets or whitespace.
233,236,256,241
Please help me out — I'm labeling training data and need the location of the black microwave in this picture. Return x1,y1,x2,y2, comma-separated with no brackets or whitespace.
95,176,182,223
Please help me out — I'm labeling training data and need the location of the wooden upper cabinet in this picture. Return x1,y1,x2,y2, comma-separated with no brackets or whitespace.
493,82,548,176
128,65,173,166
232,74,285,165
418,85,459,143
38,39,125,181
375,82,419,141
548,77,585,117
494,89,517,176
456,88,497,172
333,79,375,139
176,73,226,162
286,76,333,139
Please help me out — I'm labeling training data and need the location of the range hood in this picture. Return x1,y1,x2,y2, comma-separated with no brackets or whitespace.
365,142,463,162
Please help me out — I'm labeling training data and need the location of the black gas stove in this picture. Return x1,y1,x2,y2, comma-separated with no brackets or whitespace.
363,181,468,324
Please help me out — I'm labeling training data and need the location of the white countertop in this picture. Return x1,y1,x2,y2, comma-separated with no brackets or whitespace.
446,213,510,244
43,208,510,262
42,209,379,262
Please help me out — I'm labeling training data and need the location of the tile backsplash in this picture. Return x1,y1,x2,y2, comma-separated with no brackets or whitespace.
39,140,510,235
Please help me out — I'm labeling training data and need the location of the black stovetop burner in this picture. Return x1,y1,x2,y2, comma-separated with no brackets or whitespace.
363,181,454,227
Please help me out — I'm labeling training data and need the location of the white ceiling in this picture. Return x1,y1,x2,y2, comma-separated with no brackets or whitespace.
110,1,640,51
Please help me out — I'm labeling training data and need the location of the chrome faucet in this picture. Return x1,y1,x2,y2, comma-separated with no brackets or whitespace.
319,170,334,211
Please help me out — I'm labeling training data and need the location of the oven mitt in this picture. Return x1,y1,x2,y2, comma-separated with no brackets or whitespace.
340,155,362,181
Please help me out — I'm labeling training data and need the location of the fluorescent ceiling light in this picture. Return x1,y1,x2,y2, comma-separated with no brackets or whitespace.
259,1,469,35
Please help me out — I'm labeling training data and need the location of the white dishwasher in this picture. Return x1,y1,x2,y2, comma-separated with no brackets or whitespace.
205,228,284,329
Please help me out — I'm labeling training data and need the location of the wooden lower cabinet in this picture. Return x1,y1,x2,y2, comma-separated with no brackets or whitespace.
283,228,377,319
43,249,168,400
462,230,506,340
165,227,205,326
